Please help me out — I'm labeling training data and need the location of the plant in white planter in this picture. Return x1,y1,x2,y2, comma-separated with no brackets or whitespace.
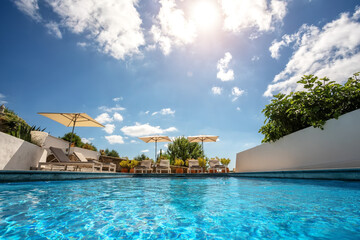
30,131,48,147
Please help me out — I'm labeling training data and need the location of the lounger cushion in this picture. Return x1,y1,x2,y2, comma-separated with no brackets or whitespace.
214,165,225,168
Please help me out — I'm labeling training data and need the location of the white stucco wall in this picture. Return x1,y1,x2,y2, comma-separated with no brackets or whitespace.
0,132,47,170
236,109,360,172
69,147,100,160
42,135,69,152
41,135,99,160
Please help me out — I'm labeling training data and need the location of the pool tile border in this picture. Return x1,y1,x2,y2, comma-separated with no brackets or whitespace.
0,168,360,182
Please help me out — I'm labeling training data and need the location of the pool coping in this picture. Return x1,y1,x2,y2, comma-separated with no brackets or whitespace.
0,168,360,182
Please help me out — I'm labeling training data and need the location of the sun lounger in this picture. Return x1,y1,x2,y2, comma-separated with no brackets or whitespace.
209,159,226,173
155,159,171,173
73,151,116,173
134,160,153,173
188,159,203,173
38,147,102,172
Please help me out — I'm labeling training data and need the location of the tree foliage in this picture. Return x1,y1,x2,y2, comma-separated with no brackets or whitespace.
61,132,83,147
134,153,150,161
259,72,360,143
166,136,204,164
61,132,99,151
104,148,120,158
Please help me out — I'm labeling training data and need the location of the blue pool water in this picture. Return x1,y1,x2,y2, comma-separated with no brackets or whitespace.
1,178,360,239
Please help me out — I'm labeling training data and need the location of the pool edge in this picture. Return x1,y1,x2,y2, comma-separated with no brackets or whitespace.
1,168,360,182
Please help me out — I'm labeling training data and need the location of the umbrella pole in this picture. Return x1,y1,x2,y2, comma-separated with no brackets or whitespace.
155,140,157,162
202,140,204,155
68,114,78,156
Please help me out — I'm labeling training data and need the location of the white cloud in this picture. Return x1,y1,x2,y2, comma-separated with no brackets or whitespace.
98,105,125,112
152,108,175,116
211,86,223,95
130,140,138,143
113,97,123,102
236,107,241,111
81,137,94,144
269,25,308,59
244,142,256,148
217,52,234,81
14,0,41,21
150,0,196,55
103,124,115,134
121,122,178,137
113,112,124,122
95,113,113,124
231,87,245,101
141,149,149,153
15,0,145,60
77,42,88,48
220,0,287,33
145,111,150,115
354,6,360,19
45,21,62,39
105,135,124,144
251,56,260,61
265,8,360,97
163,144,168,148
0,93,7,104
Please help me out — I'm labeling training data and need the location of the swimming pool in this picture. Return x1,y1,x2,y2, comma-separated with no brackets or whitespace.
1,178,360,239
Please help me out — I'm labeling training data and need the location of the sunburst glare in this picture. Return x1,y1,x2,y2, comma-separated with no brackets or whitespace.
190,1,220,31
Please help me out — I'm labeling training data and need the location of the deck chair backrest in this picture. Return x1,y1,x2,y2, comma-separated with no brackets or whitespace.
159,160,170,167
141,160,152,168
50,147,71,163
209,159,220,167
73,152,88,162
188,159,199,167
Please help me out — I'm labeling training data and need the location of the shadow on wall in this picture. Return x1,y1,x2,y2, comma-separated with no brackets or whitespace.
3,142,44,170
0,132,46,170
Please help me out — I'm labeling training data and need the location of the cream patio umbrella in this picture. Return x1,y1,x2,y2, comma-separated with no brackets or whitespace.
38,112,104,156
138,135,172,161
187,135,218,155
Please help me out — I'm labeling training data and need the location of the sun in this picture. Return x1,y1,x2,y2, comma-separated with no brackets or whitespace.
190,1,220,31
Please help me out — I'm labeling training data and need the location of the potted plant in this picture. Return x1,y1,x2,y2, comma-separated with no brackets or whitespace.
128,160,139,173
30,131,48,147
198,157,207,173
220,158,231,173
174,158,184,173
120,160,130,173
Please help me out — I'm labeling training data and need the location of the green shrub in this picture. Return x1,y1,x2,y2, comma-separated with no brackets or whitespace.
82,143,97,151
120,160,130,168
0,107,45,143
174,158,184,166
198,157,208,168
129,160,139,169
167,136,204,164
259,72,360,143
220,158,231,166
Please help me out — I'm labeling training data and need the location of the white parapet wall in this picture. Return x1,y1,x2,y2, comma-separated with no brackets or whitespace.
236,109,360,172
70,147,100,160
41,135,100,161
0,132,101,170
0,132,47,170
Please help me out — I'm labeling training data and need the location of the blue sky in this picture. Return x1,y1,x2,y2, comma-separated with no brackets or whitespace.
1,0,360,169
